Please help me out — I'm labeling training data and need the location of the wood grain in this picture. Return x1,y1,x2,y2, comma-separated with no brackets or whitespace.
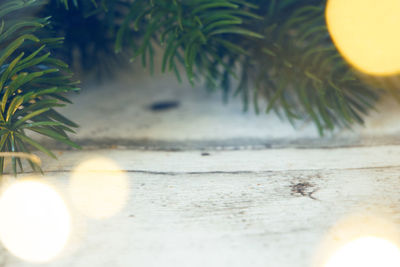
2,148,400,267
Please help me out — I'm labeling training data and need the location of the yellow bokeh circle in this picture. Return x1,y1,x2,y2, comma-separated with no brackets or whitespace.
0,179,71,262
69,157,129,219
314,213,400,267
325,236,400,267
326,0,400,76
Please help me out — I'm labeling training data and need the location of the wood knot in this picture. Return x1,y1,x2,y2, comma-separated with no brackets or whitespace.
290,181,318,200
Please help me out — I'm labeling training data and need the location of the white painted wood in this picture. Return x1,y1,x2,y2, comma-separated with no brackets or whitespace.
34,145,400,173
1,148,400,267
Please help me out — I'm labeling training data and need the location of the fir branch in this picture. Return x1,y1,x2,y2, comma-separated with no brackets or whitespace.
0,0,79,175
241,1,381,134
115,0,263,86
115,0,380,134
45,0,382,135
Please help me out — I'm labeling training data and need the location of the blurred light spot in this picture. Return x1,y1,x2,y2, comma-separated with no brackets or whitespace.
0,179,70,262
69,157,129,219
326,0,400,75
315,214,400,267
325,236,400,267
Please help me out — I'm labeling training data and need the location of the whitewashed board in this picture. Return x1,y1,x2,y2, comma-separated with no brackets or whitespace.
1,147,400,267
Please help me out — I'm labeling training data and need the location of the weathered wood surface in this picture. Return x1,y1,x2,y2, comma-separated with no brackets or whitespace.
2,71,400,267
1,147,400,267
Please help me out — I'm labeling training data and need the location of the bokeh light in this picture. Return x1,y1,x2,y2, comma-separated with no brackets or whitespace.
326,0,400,75
0,179,71,262
69,157,129,219
315,214,400,267
324,236,400,267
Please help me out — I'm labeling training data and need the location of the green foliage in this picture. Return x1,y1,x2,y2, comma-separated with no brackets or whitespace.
115,0,263,86
113,0,380,134
57,0,108,10
0,0,79,175
241,1,380,134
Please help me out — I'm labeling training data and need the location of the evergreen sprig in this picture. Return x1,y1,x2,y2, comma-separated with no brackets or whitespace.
115,0,263,86
114,0,380,134
16,0,383,137
0,0,79,175
242,0,380,134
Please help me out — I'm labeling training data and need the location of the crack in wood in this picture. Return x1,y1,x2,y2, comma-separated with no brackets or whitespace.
8,163,400,177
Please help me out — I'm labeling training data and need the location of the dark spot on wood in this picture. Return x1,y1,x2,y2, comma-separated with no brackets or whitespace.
201,152,210,156
148,100,180,112
290,182,318,200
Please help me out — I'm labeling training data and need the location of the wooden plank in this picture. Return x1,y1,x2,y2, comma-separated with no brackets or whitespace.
32,145,400,173
2,160,400,267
